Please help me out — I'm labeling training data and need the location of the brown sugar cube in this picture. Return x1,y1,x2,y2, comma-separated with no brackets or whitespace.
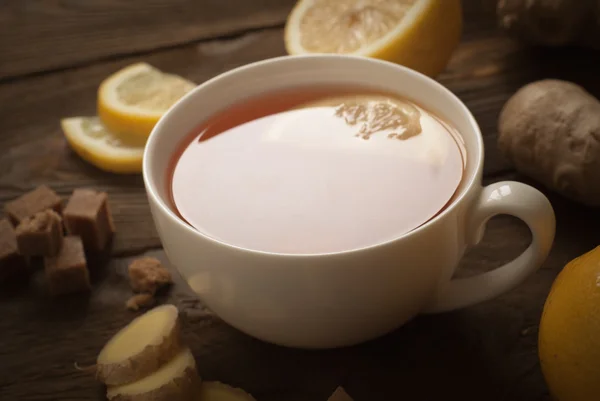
4,185,62,225
44,236,90,295
327,387,354,401
16,210,63,257
0,219,26,280
63,189,115,251
128,257,172,295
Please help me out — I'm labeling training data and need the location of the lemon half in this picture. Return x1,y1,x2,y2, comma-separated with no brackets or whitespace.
98,63,196,139
284,0,462,77
538,246,600,401
61,117,146,174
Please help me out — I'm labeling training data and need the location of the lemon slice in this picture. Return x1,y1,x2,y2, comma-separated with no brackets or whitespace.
284,0,462,77
198,382,256,401
61,117,146,174
98,63,196,139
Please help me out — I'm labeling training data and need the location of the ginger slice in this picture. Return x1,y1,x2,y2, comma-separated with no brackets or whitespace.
96,304,181,386
106,347,200,401
198,381,257,401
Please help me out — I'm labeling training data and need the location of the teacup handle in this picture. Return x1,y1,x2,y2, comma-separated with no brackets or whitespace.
425,181,556,313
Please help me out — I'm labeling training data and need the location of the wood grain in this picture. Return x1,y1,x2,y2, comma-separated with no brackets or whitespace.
2,26,533,254
2,0,600,399
0,0,502,81
0,0,296,80
1,188,598,401
0,29,287,255
2,13,600,256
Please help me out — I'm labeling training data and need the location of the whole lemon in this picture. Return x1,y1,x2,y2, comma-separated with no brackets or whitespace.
538,245,600,401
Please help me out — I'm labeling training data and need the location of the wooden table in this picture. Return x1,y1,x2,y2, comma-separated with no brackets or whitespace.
2,1,600,400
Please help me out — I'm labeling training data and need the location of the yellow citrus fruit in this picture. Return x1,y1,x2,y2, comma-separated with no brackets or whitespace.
60,116,146,174
98,62,196,139
284,0,463,78
538,245,600,401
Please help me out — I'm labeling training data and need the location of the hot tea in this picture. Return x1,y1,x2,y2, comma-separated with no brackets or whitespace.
168,86,466,254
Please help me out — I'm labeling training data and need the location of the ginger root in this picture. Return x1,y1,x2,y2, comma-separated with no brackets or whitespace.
106,347,199,401
497,0,600,49
96,304,182,386
498,79,600,206
90,304,262,401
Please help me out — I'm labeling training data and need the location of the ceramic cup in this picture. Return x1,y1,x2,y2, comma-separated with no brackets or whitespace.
143,55,556,349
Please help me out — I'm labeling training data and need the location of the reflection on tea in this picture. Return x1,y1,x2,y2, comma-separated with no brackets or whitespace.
169,86,466,254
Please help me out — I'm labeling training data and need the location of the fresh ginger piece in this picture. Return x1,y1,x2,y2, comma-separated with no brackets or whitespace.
198,382,257,401
498,79,600,206
96,304,181,386
496,0,600,49
107,347,200,401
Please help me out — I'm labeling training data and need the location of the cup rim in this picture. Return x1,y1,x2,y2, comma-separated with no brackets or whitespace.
143,54,484,258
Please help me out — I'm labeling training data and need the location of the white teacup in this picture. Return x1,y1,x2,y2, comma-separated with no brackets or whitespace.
143,55,556,349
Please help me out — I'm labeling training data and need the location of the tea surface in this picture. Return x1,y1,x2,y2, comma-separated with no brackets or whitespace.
170,87,466,254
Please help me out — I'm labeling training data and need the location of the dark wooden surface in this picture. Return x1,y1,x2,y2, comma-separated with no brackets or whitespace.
1,1,600,400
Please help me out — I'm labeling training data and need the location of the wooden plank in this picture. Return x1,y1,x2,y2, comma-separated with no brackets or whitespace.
0,0,296,80
0,0,517,82
0,250,351,401
1,180,597,400
4,23,600,254
3,21,600,254
440,35,600,175
2,0,600,398
0,29,287,255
